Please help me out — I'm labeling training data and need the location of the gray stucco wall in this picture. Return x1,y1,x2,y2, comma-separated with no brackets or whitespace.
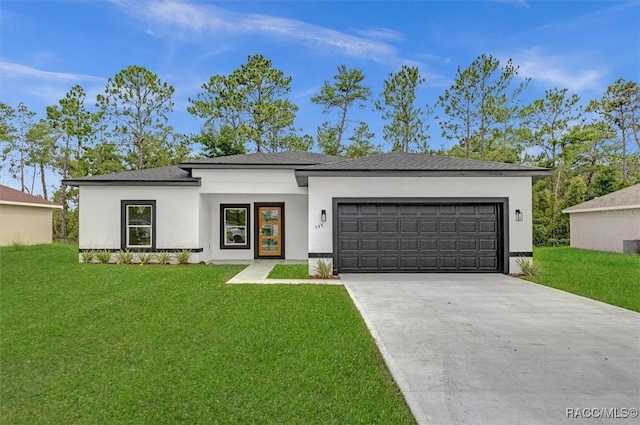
569,208,640,253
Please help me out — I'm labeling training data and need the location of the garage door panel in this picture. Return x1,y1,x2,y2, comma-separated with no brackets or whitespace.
337,202,502,273
440,239,458,251
401,239,418,251
380,239,399,251
459,221,477,233
341,220,359,233
401,257,419,268
459,205,476,214
360,221,379,233
440,221,457,233
400,220,419,233
479,221,497,233
380,221,399,233
360,238,379,251
360,204,379,215
421,239,438,251
380,256,400,269
361,256,380,269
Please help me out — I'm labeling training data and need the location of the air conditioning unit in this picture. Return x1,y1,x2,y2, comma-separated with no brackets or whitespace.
622,240,640,254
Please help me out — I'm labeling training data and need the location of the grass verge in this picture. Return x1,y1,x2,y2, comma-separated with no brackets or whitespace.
1,244,415,425
267,264,309,279
525,247,640,312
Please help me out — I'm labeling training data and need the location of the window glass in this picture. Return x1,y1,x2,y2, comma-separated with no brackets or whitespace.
224,208,247,245
127,205,153,247
221,204,250,249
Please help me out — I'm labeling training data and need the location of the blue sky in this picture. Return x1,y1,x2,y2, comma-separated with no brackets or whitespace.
1,0,639,171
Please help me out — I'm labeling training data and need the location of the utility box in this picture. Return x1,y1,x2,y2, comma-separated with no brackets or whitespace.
622,240,640,254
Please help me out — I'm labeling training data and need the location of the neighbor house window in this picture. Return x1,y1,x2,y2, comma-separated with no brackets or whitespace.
221,204,250,249
121,200,156,250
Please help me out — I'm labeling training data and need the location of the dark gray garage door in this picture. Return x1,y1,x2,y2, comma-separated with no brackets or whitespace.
337,203,502,273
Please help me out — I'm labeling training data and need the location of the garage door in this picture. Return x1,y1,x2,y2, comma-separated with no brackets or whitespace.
337,202,502,273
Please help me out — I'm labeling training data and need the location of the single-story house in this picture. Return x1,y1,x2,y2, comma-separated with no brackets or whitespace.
64,151,551,274
563,184,640,253
0,184,62,246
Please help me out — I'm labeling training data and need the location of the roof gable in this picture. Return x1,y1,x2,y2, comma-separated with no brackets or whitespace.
563,184,640,213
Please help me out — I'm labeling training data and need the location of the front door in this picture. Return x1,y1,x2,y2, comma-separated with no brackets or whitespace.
255,203,284,258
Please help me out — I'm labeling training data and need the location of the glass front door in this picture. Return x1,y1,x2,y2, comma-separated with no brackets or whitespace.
256,204,283,258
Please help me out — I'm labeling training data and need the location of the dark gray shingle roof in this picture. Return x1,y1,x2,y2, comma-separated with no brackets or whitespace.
63,165,200,186
64,151,552,187
180,151,343,169
301,151,547,171
563,184,640,213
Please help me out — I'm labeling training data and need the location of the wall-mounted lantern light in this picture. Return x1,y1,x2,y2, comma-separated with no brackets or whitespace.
515,209,523,222
321,209,327,222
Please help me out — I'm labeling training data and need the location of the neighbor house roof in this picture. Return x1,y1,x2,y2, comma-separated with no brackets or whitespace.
62,165,201,186
294,152,552,186
0,184,62,208
563,184,640,213
63,151,552,187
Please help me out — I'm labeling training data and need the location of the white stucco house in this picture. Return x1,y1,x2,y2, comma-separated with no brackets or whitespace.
563,184,640,254
64,151,551,274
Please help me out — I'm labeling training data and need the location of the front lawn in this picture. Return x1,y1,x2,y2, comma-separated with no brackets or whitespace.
1,244,415,425
526,247,640,312
267,264,309,279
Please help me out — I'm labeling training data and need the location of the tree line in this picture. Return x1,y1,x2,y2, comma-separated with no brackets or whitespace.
1,54,638,244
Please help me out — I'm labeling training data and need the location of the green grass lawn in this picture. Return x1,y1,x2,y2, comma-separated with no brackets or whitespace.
267,264,309,279
1,244,415,425
525,247,640,312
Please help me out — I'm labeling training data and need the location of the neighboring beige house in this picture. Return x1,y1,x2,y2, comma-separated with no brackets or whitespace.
0,184,62,246
563,184,640,253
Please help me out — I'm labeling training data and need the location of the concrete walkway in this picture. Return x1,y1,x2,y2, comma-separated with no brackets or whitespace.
342,274,640,425
225,259,341,284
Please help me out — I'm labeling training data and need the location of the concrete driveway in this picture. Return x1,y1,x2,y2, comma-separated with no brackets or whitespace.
342,274,640,425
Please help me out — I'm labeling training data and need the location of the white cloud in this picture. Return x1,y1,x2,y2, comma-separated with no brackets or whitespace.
508,48,606,93
354,27,404,42
113,0,399,63
0,61,103,83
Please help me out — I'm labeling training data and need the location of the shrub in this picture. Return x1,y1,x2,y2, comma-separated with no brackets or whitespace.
175,249,192,264
95,250,112,264
313,260,333,279
155,252,172,265
116,250,134,265
516,256,540,276
137,252,153,265
80,250,96,263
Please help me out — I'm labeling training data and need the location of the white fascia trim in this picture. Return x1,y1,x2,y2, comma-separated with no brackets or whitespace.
563,204,640,214
0,200,63,209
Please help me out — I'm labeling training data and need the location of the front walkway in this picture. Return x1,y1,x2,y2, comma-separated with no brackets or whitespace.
225,259,342,284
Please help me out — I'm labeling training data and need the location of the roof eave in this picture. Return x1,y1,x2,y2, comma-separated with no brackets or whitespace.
294,169,552,186
0,200,63,209
62,179,201,187
563,204,640,214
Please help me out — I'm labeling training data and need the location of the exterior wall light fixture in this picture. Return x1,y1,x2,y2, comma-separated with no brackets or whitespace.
515,209,523,221
321,209,327,222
